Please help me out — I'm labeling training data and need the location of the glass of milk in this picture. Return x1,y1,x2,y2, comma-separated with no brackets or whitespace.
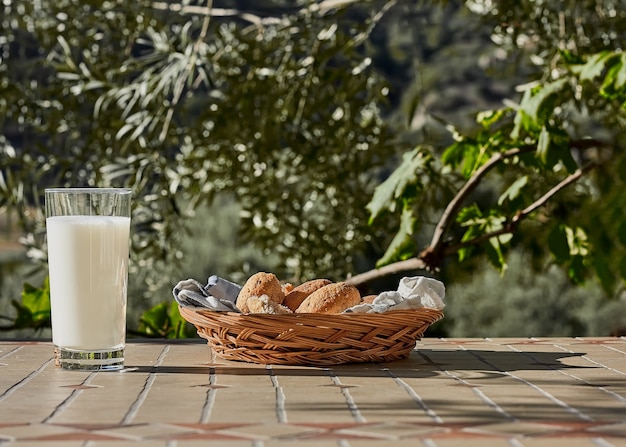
45,188,131,370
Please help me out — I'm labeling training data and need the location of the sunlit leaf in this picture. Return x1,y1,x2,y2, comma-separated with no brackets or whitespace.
537,125,550,163
511,79,567,138
498,175,528,206
376,204,417,267
366,148,431,222
578,51,615,82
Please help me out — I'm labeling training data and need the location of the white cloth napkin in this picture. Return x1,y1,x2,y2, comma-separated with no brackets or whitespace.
344,276,445,314
173,275,241,312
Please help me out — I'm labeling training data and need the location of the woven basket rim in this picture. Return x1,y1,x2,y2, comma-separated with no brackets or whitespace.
178,305,444,366
180,306,444,319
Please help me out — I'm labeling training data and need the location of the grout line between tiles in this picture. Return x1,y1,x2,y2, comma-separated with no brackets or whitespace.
326,368,365,423
120,344,170,425
416,350,516,422
266,365,287,423
0,356,55,403
383,367,443,423
592,437,617,447
461,345,595,421
199,366,217,423
42,371,98,423
509,343,626,405
0,345,22,361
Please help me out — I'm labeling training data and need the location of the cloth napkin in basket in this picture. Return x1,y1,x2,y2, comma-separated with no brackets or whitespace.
173,275,241,312
344,276,445,314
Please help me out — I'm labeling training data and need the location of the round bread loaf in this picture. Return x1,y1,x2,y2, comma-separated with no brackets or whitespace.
281,283,294,295
236,272,284,313
295,282,361,314
283,278,332,311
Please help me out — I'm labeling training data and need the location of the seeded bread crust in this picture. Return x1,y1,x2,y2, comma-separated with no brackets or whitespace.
246,294,293,315
236,272,284,313
283,278,332,311
295,282,361,314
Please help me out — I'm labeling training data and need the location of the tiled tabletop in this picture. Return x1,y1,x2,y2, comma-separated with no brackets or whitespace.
1,338,626,446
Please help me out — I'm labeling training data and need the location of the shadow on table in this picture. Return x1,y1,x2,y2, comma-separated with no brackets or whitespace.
125,347,591,379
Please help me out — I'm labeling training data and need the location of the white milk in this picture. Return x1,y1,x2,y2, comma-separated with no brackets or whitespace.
47,215,130,350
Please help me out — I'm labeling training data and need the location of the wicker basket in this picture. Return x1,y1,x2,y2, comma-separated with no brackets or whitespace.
179,306,444,366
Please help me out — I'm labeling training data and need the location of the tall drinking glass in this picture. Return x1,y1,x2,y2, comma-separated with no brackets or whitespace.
45,188,131,370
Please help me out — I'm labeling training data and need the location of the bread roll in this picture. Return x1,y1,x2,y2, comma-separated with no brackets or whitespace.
236,272,284,313
361,294,378,304
283,278,332,311
281,283,295,295
246,294,293,315
295,282,361,314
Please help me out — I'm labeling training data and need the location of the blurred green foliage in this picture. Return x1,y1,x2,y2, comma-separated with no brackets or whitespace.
446,250,626,337
10,277,51,331
1,0,625,338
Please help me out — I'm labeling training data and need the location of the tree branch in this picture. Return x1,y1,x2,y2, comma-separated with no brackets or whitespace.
347,149,598,288
444,161,595,252
423,146,534,264
346,258,427,286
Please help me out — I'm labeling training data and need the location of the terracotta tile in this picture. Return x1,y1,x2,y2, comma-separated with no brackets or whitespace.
428,439,521,447
596,439,626,447
176,442,256,447
88,442,169,447
336,421,446,439
587,422,626,436
517,440,599,447
217,422,323,440
6,442,85,447
0,423,80,441
94,423,199,440
463,421,572,437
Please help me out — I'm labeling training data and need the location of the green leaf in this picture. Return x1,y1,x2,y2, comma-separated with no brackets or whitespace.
616,53,626,89
485,237,507,274
567,255,586,285
559,49,584,65
578,51,615,82
461,142,489,178
497,175,528,206
366,148,430,222
548,224,569,263
618,221,626,246
457,204,482,224
592,254,615,294
441,141,466,168
566,226,589,256
167,302,197,339
11,278,52,330
476,108,507,129
598,53,626,101
511,79,567,138
138,301,195,338
457,225,479,262
553,131,578,173
537,125,550,163
139,302,169,336
376,204,417,267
